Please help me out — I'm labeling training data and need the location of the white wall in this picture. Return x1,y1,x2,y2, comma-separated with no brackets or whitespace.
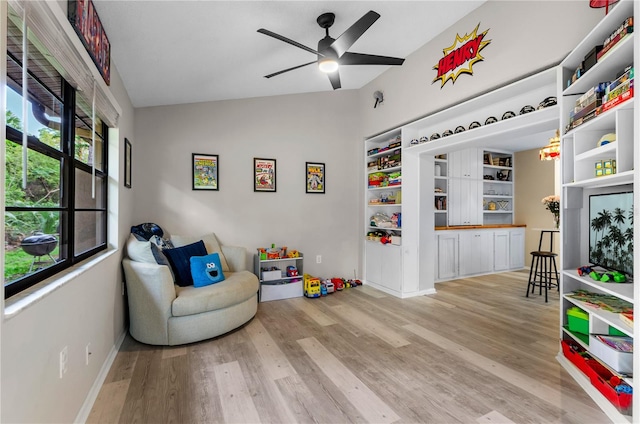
0,2,136,421
358,1,602,137
133,90,362,278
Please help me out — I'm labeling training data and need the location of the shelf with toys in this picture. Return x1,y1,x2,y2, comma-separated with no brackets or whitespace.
254,247,304,302
558,1,637,421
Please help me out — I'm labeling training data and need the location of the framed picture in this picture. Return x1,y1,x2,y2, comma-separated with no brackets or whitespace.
192,153,219,190
254,158,276,192
124,138,132,188
68,0,111,85
306,162,325,194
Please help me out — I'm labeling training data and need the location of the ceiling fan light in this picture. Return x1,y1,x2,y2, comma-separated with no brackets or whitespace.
318,58,339,73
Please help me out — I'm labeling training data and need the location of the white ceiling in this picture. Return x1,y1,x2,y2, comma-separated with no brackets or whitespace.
92,1,485,108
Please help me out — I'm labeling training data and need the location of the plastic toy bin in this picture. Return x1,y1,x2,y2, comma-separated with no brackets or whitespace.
588,335,633,374
567,306,589,335
561,340,632,413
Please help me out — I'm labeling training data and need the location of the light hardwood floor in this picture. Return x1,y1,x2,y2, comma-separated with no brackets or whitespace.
88,271,611,423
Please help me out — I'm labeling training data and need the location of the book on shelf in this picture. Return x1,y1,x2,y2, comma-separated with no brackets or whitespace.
620,311,633,329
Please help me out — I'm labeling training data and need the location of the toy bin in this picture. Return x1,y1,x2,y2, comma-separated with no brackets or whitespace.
262,269,282,281
567,306,589,335
588,335,633,374
561,339,592,377
585,351,632,414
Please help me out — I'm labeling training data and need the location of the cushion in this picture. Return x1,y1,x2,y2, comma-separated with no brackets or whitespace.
190,253,226,287
126,233,156,263
171,233,230,272
172,271,259,317
131,222,165,240
163,240,207,287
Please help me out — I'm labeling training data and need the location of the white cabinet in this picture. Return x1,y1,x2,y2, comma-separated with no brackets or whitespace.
437,233,458,280
436,227,525,281
557,1,637,422
493,231,510,271
449,148,481,179
365,242,402,294
509,228,525,269
459,231,493,275
448,178,482,226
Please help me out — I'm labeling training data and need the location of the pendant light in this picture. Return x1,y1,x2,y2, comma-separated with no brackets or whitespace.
540,130,561,161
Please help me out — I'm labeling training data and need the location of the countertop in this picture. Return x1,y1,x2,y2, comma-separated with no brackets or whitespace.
435,224,526,231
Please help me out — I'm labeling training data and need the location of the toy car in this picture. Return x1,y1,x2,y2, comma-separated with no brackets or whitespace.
304,274,321,298
331,277,344,291
577,266,592,276
286,266,299,277
321,279,335,293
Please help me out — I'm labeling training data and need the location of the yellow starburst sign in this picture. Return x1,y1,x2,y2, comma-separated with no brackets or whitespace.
432,23,491,88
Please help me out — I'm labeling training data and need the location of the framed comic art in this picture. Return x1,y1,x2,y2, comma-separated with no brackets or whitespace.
306,162,325,194
68,0,111,85
192,153,219,190
254,158,276,192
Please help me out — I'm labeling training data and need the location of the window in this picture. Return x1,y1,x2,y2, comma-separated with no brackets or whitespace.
4,15,108,298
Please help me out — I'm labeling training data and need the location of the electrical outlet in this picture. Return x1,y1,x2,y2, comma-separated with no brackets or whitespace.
85,343,91,365
316,255,322,264
59,346,68,378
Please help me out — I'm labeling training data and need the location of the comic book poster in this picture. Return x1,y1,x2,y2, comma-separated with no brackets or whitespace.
306,162,325,193
254,158,276,192
192,154,218,190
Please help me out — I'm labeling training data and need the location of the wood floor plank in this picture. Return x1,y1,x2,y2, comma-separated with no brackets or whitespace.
214,361,261,424
476,410,517,424
161,346,187,360
330,303,411,348
86,379,130,424
286,296,337,326
244,317,297,380
298,336,401,424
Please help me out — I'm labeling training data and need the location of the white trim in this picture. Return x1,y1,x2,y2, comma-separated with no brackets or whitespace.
74,330,127,424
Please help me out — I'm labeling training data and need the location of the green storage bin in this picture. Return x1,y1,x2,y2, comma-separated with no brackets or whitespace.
567,307,589,335
609,326,627,336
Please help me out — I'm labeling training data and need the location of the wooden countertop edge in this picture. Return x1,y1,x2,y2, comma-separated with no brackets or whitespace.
435,224,527,230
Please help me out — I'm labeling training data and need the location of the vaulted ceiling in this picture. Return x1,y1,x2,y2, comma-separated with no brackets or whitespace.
93,1,485,108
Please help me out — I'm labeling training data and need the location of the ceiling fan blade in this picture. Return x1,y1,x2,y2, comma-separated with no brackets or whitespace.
330,10,380,57
328,70,341,90
258,28,323,57
340,52,405,66
264,61,317,78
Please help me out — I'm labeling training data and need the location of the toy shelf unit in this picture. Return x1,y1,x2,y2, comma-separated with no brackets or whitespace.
254,253,304,302
558,1,637,422
434,154,448,227
482,150,514,225
365,128,402,245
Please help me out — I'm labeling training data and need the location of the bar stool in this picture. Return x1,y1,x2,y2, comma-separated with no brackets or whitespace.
526,250,559,302
525,228,560,302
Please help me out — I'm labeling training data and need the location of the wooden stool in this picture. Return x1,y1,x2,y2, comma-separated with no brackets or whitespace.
526,251,559,302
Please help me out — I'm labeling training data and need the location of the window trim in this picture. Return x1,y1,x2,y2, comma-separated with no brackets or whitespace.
4,76,108,299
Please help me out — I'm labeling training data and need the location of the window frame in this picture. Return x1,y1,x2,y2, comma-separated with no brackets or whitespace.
4,72,109,299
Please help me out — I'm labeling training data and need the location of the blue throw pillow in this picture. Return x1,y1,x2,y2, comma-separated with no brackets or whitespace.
190,253,226,288
163,240,207,287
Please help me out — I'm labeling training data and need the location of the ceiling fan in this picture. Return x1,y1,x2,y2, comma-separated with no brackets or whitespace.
258,10,405,90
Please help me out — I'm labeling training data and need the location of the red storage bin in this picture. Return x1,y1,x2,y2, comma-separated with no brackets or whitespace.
561,340,632,413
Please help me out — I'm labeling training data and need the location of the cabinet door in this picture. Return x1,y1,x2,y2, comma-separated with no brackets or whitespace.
449,148,480,179
380,246,402,292
448,179,481,226
365,242,382,285
437,233,458,280
509,228,525,269
493,231,510,271
459,231,493,275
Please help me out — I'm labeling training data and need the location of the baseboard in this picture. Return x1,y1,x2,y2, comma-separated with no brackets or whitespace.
74,330,127,424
